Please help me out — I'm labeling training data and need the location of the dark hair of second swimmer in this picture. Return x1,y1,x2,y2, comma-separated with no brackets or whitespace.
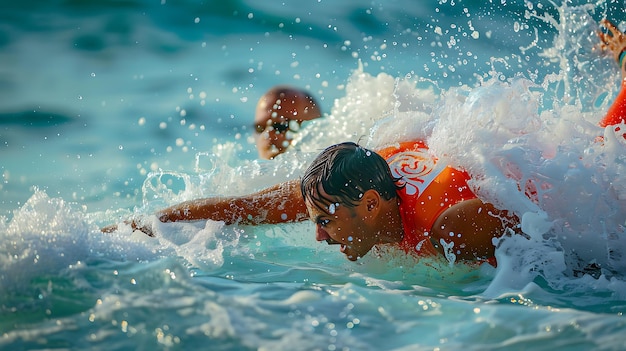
300,142,402,213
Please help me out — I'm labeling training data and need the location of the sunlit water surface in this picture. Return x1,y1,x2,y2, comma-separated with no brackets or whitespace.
1,1,626,350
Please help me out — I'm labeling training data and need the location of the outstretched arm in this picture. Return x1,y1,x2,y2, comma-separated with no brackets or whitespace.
102,179,309,235
156,179,308,225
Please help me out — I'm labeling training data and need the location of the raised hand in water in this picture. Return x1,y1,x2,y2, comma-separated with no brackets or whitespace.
599,19,626,75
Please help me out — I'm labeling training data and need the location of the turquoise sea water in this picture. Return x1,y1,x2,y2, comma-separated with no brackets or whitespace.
2,0,626,350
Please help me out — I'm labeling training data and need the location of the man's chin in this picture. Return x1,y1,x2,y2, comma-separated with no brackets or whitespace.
341,245,360,261
345,254,358,261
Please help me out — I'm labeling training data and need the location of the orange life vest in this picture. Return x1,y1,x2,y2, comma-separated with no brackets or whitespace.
600,78,626,128
376,141,477,257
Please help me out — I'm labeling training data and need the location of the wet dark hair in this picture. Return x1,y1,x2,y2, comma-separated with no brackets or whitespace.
300,142,402,212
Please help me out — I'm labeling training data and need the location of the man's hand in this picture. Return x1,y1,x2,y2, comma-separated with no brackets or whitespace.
100,217,156,237
598,19,626,72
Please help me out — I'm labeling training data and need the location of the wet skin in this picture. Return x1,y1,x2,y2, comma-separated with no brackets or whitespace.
304,188,403,261
306,200,375,261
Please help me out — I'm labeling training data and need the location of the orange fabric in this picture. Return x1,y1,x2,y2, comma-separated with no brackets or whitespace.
377,141,477,257
600,78,626,128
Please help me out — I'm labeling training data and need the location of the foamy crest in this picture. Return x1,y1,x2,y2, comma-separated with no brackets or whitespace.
0,190,170,291
428,73,625,279
152,219,242,271
288,62,439,153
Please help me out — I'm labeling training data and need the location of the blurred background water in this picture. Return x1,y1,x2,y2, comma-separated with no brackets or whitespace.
1,0,626,350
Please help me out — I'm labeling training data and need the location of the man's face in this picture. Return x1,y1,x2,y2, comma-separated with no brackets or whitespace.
254,88,322,159
253,117,299,159
254,95,303,159
305,199,378,261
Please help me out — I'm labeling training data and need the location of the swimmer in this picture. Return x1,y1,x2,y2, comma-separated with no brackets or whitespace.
104,141,519,264
102,18,626,265
253,86,322,159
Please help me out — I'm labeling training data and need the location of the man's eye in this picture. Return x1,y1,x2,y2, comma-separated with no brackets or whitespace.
318,219,330,227
272,122,290,133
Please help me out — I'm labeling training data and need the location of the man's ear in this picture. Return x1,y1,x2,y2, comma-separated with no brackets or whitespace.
360,189,381,218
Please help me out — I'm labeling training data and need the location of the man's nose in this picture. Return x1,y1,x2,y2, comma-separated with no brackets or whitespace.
315,226,331,241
